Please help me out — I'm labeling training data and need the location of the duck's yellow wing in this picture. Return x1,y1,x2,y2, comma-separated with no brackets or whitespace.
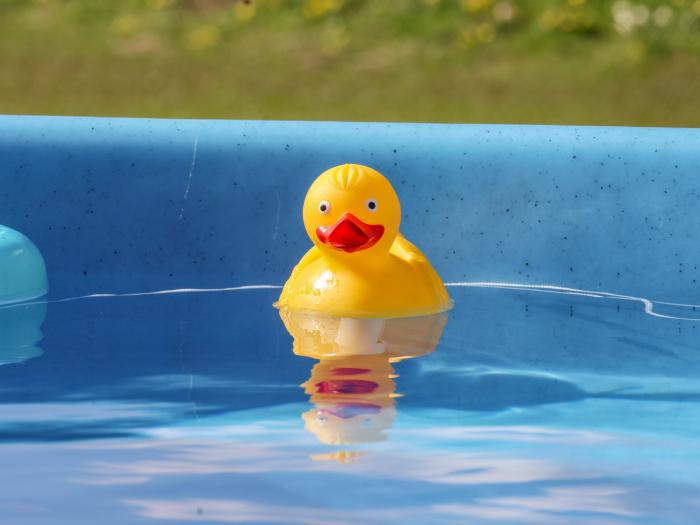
390,232,429,264
277,246,322,306
391,233,450,303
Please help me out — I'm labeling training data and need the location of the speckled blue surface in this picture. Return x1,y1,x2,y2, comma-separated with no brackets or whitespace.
1,116,699,301
0,116,699,524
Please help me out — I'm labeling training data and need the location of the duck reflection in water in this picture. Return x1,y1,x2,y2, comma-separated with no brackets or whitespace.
302,354,397,445
279,309,448,447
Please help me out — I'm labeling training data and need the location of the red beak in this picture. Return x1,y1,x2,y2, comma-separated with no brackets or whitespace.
316,212,384,253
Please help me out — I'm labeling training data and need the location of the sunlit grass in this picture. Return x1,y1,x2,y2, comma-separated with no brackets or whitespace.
0,0,698,125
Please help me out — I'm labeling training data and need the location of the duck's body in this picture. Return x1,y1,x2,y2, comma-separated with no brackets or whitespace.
278,234,450,317
276,164,452,318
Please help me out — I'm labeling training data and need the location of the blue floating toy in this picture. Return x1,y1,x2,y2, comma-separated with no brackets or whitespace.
0,225,48,305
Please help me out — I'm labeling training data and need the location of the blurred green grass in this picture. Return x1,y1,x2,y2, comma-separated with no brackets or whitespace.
1,0,699,126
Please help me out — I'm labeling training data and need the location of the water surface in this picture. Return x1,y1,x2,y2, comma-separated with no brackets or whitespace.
0,286,698,524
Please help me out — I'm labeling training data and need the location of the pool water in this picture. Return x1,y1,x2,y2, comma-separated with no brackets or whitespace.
0,285,698,524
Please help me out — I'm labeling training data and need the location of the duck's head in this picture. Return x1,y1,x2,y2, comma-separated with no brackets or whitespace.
303,164,400,260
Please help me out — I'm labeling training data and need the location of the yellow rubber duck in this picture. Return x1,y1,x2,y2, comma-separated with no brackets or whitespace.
276,164,452,318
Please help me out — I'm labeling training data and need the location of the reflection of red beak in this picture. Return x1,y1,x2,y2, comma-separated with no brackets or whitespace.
315,379,379,395
316,212,384,253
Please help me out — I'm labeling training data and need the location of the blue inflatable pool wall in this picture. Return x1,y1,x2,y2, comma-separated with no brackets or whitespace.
1,115,698,302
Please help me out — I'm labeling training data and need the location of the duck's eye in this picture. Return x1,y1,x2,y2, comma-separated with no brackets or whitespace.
318,201,331,214
366,199,378,212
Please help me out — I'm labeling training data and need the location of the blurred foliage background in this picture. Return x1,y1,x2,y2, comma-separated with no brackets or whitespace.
0,0,698,125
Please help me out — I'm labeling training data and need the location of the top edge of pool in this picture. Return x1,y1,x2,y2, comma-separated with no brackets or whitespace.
1,113,700,132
